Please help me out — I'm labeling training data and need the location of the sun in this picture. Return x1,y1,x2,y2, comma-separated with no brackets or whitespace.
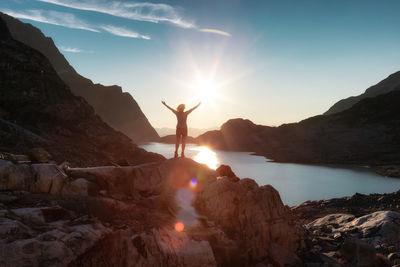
193,80,219,104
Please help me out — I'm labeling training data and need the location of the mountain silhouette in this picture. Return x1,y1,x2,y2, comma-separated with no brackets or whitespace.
0,12,159,143
325,71,400,115
197,88,400,166
0,16,163,166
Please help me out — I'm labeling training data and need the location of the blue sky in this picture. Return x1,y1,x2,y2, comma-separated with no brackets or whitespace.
2,0,400,129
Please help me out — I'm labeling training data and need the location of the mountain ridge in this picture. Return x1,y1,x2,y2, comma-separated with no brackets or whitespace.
196,88,400,171
0,15,163,166
325,70,400,115
0,12,159,143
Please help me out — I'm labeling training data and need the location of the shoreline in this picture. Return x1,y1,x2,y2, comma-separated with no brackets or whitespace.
146,141,400,178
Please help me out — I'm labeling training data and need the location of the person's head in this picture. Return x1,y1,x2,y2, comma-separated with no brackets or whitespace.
177,104,185,112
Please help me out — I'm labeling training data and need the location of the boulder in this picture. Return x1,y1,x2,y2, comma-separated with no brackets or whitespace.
0,160,34,191
216,164,236,178
31,164,67,194
342,211,400,250
195,177,300,265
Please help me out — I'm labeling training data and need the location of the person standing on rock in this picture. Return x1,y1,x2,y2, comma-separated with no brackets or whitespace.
162,101,201,158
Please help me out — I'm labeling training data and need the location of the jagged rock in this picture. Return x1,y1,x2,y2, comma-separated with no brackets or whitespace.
216,164,236,178
195,177,300,265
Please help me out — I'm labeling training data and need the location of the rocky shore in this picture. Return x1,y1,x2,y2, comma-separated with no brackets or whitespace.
292,191,400,266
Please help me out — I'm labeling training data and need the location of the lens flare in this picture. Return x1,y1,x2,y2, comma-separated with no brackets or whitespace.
189,178,197,188
174,222,185,232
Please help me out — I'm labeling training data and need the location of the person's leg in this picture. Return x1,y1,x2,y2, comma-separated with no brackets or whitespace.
175,130,181,158
181,128,187,157
181,136,186,157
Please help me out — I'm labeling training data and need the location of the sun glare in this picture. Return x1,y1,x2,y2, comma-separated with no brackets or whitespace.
194,80,219,104
193,146,219,169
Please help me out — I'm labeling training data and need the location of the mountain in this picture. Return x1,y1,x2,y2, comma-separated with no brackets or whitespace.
0,16,163,166
0,12,159,143
325,71,400,115
197,90,400,167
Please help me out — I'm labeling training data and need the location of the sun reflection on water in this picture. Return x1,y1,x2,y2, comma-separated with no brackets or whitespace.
192,146,219,169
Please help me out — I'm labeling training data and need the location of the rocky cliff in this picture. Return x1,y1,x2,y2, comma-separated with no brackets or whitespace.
0,12,159,143
0,157,303,266
196,90,400,171
325,70,400,115
0,16,163,166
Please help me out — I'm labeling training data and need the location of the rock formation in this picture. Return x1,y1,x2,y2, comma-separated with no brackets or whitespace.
0,12,159,143
325,71,400,115
0,155,304,266
292,191,400,266
0,15,163,166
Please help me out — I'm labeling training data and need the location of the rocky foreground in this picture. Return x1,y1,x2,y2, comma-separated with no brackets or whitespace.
0,158,302,266
1,156,400,266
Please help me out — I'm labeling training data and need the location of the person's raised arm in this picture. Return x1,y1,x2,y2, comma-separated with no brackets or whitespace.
162,101,177,114
186,102,201,114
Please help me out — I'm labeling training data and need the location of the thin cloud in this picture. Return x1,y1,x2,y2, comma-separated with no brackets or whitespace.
199,28,231,37
100,25,150,40
37,0,195,29
2,9,99,32
58,46,83,53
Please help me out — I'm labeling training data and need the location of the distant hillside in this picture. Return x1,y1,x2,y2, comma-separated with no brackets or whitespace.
0,16,163,166
325,71,400,115
0,12,159,143
197,90,400,166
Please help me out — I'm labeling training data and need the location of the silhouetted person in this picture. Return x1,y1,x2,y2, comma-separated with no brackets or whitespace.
162,101,201,158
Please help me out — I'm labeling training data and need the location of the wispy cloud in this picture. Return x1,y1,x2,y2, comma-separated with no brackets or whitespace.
100,25,150,40
199,28,231,37
2,9,99,32
37,0,195,29
58,46,83,53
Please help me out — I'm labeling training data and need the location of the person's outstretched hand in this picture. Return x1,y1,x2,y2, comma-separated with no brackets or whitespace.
161,101,166,105
198,101,202,106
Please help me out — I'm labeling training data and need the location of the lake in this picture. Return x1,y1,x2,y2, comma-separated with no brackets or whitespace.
140,142,400,206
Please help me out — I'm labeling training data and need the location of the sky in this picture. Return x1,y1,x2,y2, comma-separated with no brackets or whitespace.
2,0,400,130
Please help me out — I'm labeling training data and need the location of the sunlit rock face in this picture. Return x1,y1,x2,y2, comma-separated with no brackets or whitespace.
195,177,301,265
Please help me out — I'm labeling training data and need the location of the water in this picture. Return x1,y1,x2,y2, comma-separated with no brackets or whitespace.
140,142,400,206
